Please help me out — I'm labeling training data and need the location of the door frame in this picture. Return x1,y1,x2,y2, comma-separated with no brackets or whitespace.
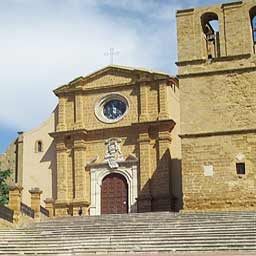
89,162,138,215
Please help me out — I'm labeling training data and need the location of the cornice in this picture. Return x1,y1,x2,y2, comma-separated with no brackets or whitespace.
49,129,87,138
49,119,176,140
176,54,251,67
180,128,256,139
177,66,256,79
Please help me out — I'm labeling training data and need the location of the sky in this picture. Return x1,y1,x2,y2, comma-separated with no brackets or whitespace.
0,0,231,153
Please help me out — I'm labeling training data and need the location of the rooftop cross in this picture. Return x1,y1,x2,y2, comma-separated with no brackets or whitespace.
104,48,119,65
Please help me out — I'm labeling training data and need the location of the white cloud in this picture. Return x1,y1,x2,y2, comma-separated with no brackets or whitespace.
0,0,181,131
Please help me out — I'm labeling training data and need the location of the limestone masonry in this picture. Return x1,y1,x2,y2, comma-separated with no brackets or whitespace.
1,0,256,216
177,0,256,211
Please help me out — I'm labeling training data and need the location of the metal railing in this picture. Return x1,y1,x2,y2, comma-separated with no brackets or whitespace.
20,202,34,218
0,204,13,223
40,205,49,217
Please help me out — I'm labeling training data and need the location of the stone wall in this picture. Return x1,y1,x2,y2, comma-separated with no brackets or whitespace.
180,71,256,135
176,0,256,62
177,0,256,211
22,112,56,207
182,133,256,211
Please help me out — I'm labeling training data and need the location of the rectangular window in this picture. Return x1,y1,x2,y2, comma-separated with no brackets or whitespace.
236,163,245,175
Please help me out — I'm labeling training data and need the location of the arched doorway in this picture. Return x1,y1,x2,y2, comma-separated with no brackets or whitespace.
101,173,128,214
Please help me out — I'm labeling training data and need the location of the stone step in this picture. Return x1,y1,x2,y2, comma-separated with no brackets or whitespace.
1,232,255,241
0,243,256,253
1,237,255,247
13,226,256,233
24,223,256,230
1,226,256,235
1,231,255,238
0,211,255,254
30,219,256,225
36,215,256,225
35,212,256,221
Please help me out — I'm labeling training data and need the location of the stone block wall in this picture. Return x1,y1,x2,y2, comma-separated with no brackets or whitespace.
182,133,256,211
177,0,256,211
180,71,256,135
176,0,256,62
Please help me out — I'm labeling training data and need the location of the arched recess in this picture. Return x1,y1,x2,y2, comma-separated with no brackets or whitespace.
201,12,220,59
249,6,256,53
89,164,138,216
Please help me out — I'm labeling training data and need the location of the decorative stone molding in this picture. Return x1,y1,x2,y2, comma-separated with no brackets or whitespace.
88,159,138,216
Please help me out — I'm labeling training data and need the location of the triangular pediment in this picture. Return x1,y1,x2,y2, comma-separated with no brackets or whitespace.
54,65,174,95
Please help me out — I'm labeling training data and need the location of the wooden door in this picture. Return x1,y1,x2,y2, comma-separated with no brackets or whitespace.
101,173,128,214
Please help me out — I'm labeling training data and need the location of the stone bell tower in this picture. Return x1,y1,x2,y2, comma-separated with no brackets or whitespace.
176,0,256,211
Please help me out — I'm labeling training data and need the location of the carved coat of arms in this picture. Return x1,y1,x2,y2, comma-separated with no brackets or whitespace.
104,138,124,168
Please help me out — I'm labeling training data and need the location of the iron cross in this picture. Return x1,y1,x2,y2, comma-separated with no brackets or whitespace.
104,48,119,65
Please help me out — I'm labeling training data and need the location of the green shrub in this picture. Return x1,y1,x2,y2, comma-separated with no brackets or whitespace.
0,165,11,205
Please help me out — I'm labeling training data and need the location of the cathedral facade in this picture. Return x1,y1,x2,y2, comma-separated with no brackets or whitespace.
49,66,180,216
1,0,256,216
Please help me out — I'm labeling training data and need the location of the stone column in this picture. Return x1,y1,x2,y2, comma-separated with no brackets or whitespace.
158,80,169,120
29,187,42,221
137,131,152,212
57,96,67,132
8,184,23,223
139,82,150,122
72,137,89,216
74,94,84,129
44,198,54,218
157,130,172,210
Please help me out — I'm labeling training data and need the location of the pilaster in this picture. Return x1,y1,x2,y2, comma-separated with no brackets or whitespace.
55,141,69,208
57,96,67,131
16,132,24,185
73,139,87,198
158,80,169,120
74,93,84,129
156,130,172,210
139,82,150,122
137,131,152,212
71,134,89,215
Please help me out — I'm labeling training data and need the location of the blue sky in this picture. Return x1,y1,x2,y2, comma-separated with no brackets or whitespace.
0,0,230,153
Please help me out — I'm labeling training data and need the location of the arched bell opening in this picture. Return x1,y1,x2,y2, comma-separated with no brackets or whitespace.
201,12,220,59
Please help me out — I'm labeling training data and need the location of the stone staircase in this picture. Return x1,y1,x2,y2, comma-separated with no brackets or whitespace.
0,211,256,255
